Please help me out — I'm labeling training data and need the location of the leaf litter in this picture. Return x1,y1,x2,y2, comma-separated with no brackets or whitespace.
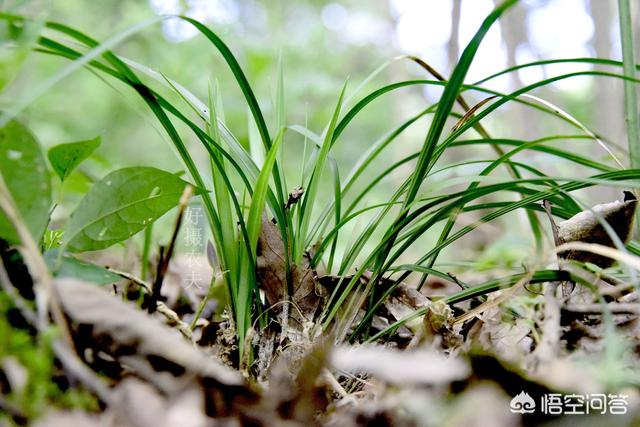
5,194,640,426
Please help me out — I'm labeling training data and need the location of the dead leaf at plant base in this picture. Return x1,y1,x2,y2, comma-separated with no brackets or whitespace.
256,215,324,323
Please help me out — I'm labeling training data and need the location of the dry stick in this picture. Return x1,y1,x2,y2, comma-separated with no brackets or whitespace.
156,303,194,341
106,267,151,293
106,266,193,340
408,56,511,162
601,281,636,298
321,367,348,398
533,200,563,367
452,269,535,325
148,185,194,313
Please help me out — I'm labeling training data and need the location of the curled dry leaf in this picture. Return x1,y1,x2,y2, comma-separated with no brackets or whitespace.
418,299,463,349
384,282,430,323
256,215,324,323
557,191,637,268
35,378,208,427
247,340,331,426
53,278,245,396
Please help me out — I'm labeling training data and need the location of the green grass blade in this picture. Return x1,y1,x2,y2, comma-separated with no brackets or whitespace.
617,0,640,167
296,84,346,261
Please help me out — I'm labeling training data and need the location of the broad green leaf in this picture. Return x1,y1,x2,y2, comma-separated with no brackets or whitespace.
0,119,51,243
44,249,121,285
65,166,196,252
48,136,100,181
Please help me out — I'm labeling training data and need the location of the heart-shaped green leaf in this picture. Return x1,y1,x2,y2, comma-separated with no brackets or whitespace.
64,166,196,252
0,119,51,243
48,136,101,181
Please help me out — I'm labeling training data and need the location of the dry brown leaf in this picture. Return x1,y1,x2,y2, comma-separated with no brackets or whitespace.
557,192,637,268
256,215,323,323
53,278,245,396
111,378,208,427
384,283,430,323
248,340,331,426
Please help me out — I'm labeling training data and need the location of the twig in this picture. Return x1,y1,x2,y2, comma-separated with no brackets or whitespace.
321,367,347,398
533,200,563,368
105,266,151,293
534,281,561,367
601,281,636,298
149,185,193,313
106,266,193,340
446,272,468,290
452,270,535,325
543,200,561,246
156,302,193,341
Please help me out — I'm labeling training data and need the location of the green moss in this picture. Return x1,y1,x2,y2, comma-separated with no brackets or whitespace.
0,293,98,425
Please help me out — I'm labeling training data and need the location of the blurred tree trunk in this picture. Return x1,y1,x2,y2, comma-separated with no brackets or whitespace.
495,1,525,90
589,0,623,144
634,0,640,62
590,0,621,201
448,0,461,71
494,1,532,140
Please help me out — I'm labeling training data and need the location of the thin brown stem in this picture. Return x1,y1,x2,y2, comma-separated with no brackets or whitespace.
148,185,194,312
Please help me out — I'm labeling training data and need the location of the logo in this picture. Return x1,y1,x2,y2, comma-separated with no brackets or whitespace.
510,391,536,414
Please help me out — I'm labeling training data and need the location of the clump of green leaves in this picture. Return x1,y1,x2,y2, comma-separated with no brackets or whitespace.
2,0,640,362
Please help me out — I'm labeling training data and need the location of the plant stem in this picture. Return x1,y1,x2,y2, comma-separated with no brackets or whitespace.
149,185,193,313
618,0,640,168
141,222,153,281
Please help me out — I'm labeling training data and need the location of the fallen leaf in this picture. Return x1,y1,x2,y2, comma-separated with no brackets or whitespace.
558,192,637,268
53,278,245,396
256,215,323,323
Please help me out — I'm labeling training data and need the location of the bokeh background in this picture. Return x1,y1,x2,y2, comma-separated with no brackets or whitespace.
2,0,639,273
